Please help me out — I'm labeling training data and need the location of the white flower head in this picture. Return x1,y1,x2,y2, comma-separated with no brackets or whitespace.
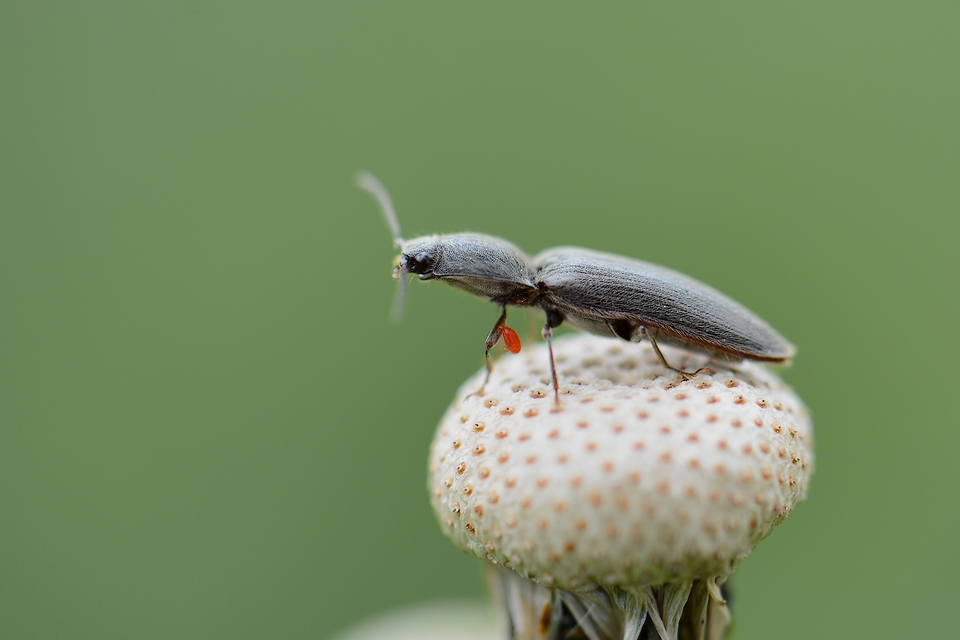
429,334,813,640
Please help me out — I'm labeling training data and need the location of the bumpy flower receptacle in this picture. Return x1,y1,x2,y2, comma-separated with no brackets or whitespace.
429,334,813,640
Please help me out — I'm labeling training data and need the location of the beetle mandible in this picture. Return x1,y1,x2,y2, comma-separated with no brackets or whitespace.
357,172,794,404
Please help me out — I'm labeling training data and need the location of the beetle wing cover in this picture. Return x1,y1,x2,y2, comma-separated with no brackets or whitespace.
533,247,794,361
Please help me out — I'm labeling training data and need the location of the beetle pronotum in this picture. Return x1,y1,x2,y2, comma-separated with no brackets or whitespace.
357,172,794,404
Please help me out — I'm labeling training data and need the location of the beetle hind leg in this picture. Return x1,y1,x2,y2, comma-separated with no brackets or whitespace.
639,326,714,382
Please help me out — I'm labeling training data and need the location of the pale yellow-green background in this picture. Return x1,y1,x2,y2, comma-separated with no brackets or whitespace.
2,3,957,638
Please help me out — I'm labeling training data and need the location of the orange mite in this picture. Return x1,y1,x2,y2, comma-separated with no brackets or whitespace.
501,325,522,354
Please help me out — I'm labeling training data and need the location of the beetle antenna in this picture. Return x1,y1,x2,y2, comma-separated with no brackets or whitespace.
391,266,409,321
356,171,405,248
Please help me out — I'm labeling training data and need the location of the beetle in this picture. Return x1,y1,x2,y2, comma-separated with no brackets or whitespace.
357,172,794,403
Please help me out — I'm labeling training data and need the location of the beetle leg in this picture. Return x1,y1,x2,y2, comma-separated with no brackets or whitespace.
640,326,714,382
465,306,510,399
542,310,564,405
483,306,510,385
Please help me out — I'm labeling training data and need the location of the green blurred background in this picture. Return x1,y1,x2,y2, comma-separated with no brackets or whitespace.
2,3,957,638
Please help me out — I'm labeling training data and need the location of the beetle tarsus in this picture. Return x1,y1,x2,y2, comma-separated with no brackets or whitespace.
671,366,715,383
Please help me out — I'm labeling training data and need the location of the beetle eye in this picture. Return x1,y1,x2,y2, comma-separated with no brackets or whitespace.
404,251,436,275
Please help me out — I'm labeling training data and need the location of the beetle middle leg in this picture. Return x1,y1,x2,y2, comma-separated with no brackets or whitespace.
640,326,714,382
541,310,564,405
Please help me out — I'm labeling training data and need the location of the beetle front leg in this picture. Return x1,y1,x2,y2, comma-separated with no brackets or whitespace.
640,325,714,382
478,306,510,392
467,306,521,398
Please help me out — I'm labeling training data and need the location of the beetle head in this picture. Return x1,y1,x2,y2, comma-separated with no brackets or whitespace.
396,237,439,280
387,236,440,321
